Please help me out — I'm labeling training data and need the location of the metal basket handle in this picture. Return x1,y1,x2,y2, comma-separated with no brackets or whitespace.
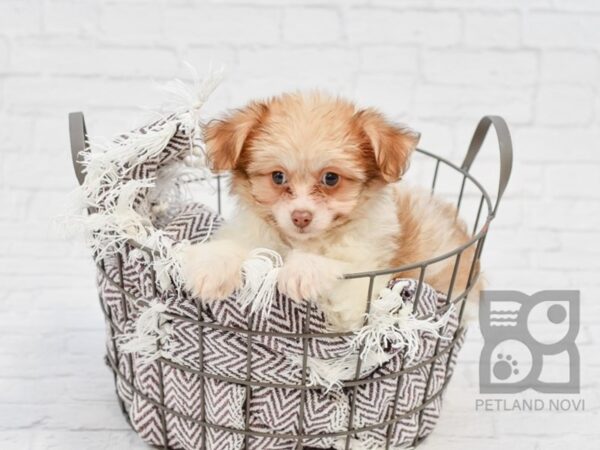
69,112,88,186
460,115,513,217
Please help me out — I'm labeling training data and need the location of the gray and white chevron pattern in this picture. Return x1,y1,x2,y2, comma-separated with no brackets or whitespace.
94,124,465,450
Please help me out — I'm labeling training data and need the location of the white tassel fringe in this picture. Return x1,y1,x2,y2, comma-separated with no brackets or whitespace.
119,301,185,366
238,248,283,316
286,281,454,389
69,66,223,293
350,281,454,364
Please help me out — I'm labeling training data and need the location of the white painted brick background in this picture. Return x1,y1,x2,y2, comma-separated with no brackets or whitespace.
0,0,599,449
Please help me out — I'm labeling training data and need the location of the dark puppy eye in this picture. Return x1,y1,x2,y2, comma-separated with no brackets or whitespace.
272,171,287,185
321,172,340,187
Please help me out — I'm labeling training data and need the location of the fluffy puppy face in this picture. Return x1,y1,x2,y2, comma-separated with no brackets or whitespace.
204,92,419,242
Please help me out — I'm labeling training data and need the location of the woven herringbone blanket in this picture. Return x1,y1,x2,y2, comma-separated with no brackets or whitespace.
84,115,463,450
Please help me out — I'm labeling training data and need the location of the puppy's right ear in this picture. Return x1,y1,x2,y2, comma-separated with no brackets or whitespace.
204,102,268,171
354,109,420,183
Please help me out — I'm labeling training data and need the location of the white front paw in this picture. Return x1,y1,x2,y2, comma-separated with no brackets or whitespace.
180,240,246,301
277,251,345,302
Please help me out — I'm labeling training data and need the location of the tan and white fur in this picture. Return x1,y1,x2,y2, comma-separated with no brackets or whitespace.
181,92,481,331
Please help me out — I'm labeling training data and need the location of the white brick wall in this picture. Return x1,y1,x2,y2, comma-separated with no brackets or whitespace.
0,0,598,448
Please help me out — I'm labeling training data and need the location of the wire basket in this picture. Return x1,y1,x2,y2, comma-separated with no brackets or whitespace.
69,113,512,450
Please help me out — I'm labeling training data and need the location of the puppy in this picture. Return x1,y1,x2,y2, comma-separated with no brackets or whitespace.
181,92,481,330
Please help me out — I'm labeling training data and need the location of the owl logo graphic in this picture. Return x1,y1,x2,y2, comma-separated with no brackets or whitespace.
479,290,580,394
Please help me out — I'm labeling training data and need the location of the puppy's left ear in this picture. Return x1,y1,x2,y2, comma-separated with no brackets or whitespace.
355,109,420,182
204,101,268,171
